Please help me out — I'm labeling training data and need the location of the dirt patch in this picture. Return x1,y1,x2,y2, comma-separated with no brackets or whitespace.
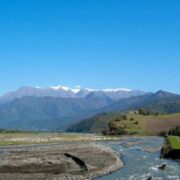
0,142,123,180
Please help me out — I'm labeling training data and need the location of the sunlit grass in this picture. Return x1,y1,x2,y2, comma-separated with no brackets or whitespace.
168,136,180,150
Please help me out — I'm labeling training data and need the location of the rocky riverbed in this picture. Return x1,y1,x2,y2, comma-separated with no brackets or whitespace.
0,142,123,180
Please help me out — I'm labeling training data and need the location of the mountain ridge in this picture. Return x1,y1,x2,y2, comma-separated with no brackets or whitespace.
0,86,146,104
0,89,179,131
67,91,180,133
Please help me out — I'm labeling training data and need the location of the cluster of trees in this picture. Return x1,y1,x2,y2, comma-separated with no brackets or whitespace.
0,128,22,133
114,115,128,122
102,126,127,136
159,126,180,137
102,115,128,135
168,126,180,136
101,114,141,136
138,108,160,116
0,128,37,133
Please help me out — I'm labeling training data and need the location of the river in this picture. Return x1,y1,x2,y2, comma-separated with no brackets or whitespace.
97,137,180,180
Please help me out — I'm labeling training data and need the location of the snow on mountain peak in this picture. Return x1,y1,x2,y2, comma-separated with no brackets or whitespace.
50,86,70,91
49,86,81,93
48,86,132,93
71,89,81,93
102,88,132,92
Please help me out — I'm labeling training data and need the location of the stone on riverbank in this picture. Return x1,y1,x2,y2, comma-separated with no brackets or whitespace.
158,164,167,171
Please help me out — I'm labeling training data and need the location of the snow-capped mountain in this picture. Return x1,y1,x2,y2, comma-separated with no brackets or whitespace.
0,86,146,104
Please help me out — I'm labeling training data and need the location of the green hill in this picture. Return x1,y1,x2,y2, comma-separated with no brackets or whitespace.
66,112,119,133
67,112,180,136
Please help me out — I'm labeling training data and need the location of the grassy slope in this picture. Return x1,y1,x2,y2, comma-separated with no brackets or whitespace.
67,112,180,135
112,113,180,135
67,112,120,133
168,136,180,150
161,136,180,159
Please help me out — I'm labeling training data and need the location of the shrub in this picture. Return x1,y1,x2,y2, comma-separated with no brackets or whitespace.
122,115,127,120
158,131,168,137
102,127,110,135
115,118,121,122
109,121,118,131
111,127,127,135
138,108,145,115
129,131,138,135
134,121,139,125
154,112,160,116
168,126,180,136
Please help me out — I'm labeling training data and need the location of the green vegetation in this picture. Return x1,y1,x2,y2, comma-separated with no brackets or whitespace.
169,126,180,136
105,119,127,135
159,126,180,137
161,136,180,159
67,112,180,136
101,113,146,135
0,128,39,134
168,136,180,149
67,112,120,133
138,108,160,116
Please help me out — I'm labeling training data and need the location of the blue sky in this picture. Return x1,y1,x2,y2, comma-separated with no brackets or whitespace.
0,0,180,94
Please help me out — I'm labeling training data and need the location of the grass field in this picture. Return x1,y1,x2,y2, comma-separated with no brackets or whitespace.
107,113,180,135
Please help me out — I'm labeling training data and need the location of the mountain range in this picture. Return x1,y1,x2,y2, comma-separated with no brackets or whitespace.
0,86,179,131
0,86,145,104
67,91,180,133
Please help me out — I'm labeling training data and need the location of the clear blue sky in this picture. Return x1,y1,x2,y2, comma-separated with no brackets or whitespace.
0,0,180,94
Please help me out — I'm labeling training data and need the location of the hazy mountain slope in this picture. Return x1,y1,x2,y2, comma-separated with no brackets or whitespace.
0,96,115,131
99,91,180,113
66,112,119,133
0,86,146,104
0,86,76,104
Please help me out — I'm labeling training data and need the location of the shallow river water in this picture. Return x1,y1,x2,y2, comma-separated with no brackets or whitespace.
97,137,180,180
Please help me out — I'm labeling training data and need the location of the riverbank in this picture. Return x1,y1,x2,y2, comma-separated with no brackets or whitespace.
0,132,120,146
0,142,123,180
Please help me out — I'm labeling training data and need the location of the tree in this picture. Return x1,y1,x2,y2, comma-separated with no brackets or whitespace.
168,126,180,136
102,127,110,135
138,108,145,115
122,115,127,120
114,127,127,135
